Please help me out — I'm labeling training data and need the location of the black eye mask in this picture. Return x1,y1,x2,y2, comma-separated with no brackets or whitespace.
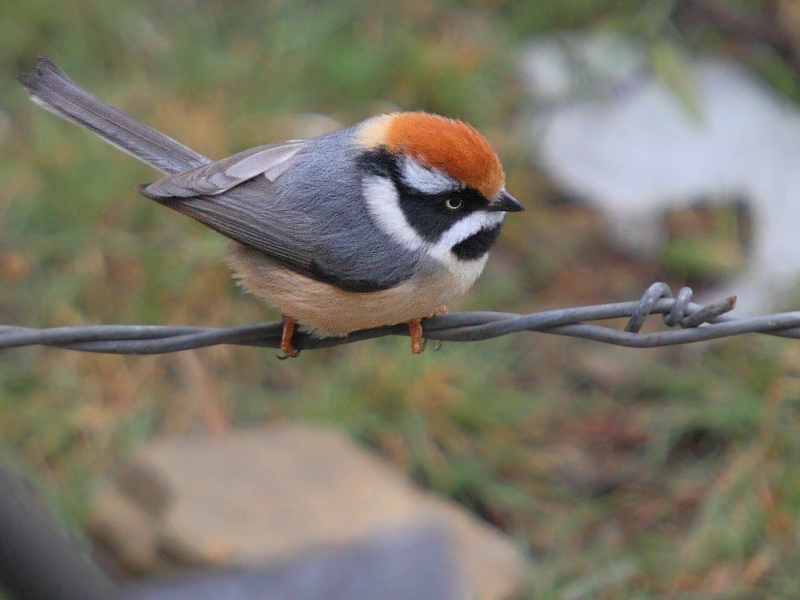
357,148,491,243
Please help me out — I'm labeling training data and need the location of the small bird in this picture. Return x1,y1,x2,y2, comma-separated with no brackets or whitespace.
18,58,523,357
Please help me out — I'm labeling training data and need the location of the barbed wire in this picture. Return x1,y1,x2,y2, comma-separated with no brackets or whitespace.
2,282,800,355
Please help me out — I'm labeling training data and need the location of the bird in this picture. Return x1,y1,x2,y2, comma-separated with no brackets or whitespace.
18,57,523,357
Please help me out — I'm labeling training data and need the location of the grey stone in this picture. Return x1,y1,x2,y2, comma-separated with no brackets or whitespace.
93,424,526,600
122,525,462,600
520,33,800,314
90,485,160,574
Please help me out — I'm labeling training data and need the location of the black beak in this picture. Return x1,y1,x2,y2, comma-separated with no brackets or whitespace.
486,191,524,212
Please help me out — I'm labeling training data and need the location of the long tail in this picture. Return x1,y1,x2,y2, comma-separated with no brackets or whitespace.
18,57,210,175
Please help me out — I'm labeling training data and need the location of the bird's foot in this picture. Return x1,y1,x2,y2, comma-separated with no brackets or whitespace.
408,307,448,354
408,318,426,355
278,314,300,359
431,306,448,351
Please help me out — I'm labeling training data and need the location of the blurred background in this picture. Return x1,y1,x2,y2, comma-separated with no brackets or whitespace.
3,0,800,597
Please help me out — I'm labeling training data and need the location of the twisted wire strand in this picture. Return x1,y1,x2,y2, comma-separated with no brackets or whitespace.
2,283,800,355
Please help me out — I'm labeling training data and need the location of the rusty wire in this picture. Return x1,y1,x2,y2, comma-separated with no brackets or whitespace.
1,282,799,355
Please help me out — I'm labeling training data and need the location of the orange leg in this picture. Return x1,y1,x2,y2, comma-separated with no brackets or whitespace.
407,307,448,355
408,319,426,355
280,314,300,358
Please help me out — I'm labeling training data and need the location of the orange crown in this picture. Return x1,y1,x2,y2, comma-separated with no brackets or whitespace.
358,112,505,199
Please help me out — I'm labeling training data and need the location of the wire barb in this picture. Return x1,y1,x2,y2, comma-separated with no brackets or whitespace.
2,283,800,355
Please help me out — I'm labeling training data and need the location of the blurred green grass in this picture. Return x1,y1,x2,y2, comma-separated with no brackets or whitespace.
3,0,800,597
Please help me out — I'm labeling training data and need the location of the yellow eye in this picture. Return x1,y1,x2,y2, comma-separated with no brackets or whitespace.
445,197,463,211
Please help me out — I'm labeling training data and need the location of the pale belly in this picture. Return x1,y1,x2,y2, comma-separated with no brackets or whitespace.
227,243,487,337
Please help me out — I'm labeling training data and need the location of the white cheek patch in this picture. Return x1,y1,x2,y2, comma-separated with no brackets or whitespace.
400,156,460,195
363,175,425,252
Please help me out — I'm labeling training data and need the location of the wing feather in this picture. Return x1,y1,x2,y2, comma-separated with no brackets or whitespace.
137,132,418,293
145,189,317,275
141,141,305,198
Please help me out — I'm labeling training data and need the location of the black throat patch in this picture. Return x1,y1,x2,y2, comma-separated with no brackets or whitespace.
451,223,503,260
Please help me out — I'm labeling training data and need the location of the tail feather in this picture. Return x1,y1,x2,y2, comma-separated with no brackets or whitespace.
18,57,210,175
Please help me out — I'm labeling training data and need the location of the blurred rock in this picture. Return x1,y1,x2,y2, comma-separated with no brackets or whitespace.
92,485,160,574
520,34,800,314
518,32,645,106
122,525,461,600
91,424,526,600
